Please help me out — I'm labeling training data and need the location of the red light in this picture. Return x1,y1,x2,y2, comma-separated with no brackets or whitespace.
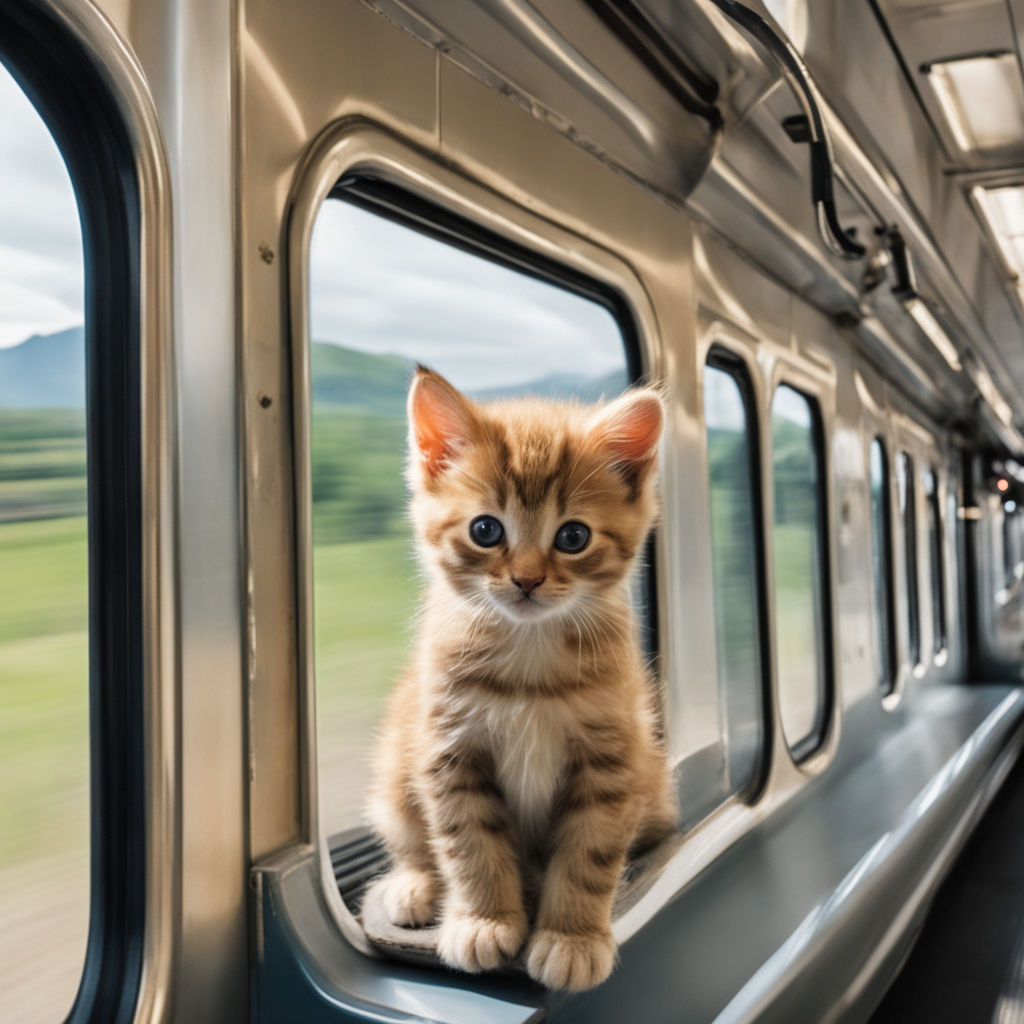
998,478,1010,492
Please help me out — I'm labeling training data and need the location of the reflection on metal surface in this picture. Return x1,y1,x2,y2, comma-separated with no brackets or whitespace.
484,0,659,148
716,690,1024,1024
924,52,1024,156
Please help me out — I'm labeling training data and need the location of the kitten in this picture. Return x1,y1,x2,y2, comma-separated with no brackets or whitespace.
368,367,677,992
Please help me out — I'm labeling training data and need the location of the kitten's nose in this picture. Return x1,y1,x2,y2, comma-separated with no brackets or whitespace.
512,575,545,595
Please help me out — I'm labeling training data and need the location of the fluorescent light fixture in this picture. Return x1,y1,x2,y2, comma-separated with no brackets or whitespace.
973,362,1015,428
972,185,1024,289
923,51,1024,155
903,296,962,372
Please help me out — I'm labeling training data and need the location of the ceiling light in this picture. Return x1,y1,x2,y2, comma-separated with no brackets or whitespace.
903,296,962,372
922,51,1024,155
972,185,1024,290
973,362,1015,428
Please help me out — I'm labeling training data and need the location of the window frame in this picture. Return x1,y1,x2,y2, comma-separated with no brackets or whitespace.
897,451,922,669
924,466,948,656
0,4,177,1022
702,343,772,803
869,437,899,696
769,381,834,764
283,128,665,950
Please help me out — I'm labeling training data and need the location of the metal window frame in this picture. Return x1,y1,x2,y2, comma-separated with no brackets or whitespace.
870,437,899,696
925,466,949,656
703,343,772,804
283,123,663,952
0,2,177,1022
898,450,922,669
769,382,834,764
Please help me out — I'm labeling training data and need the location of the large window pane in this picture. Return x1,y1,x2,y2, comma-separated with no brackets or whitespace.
0,63,88,1021
896,452,920,665
924,468,947,654
309,194,632,844
771,385,828,757
870,439,896,693
704,356,764,801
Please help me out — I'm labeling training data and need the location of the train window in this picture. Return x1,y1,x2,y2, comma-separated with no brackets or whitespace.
923,469,947,653
1004,501,1021,588
308,188,635,849
703,352,766,799
0,64,88,1020
870,439,897,692
896,452,921,666
770,385,829,759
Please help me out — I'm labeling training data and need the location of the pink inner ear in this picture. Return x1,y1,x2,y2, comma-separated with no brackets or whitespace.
600,393,663,467
409,372,474,477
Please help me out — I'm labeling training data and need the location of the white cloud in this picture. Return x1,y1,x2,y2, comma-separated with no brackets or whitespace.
309,199,628,391
0,63,83,349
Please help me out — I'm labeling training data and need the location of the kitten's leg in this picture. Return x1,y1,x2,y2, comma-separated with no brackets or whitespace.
423,746,528,973
631,749,679,855
369,703,441,929
526,745,638,992
370,781,440,927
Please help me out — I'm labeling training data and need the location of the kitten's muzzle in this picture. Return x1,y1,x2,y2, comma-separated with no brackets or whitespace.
512,575,545,596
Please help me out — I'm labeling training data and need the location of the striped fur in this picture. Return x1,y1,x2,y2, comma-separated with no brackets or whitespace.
368,369,677,991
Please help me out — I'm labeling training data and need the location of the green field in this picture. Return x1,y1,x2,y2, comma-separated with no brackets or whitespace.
0,407,421,860
1,406,830,851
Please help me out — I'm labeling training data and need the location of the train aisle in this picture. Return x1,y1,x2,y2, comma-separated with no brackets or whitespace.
872,745,1024,1022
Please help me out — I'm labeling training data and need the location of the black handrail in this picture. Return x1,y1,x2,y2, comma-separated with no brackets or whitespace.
710,0,866,260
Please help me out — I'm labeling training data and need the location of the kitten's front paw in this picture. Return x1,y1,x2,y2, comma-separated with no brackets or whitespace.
526,928,616,992
437,912,527,972
380,868,438,927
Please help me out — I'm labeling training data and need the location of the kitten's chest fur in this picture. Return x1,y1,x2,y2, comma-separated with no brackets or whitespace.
465,689,574,845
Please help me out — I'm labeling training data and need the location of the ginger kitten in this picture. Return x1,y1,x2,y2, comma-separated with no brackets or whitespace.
368,367,677,992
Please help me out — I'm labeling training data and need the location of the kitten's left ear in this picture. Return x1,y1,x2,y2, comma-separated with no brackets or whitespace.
408,367,479,479
589,388,664,484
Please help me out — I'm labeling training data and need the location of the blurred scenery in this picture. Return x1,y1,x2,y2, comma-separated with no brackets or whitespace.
1,52,89,1021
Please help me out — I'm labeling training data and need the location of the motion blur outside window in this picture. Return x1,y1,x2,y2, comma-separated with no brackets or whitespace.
923,468,947,654
896,452,920,665
0,64,89,1021
771,385,828,759
702,354,765,806
870,439,896,693
308,193,632,848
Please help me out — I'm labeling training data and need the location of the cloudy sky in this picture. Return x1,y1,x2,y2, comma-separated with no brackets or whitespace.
0,62,83,349
2,60,627,392
310,201,627,391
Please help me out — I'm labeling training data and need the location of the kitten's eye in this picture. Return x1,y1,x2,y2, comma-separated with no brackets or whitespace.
469,515,504,548
554,521,591,554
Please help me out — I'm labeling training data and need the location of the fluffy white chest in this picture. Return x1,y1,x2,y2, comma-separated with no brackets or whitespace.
474,695,572,842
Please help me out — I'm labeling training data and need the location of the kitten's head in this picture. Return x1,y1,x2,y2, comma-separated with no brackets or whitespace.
407,367,663,624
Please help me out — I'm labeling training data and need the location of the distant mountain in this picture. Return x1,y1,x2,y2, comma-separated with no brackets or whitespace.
0,329,625,412
0,326,85,408
472,368,628,404
310,341,413,414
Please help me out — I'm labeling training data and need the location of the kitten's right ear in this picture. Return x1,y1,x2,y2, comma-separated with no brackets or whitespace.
408,367,478,479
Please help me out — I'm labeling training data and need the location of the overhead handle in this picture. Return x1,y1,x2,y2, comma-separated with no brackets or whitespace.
710,0,866,260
